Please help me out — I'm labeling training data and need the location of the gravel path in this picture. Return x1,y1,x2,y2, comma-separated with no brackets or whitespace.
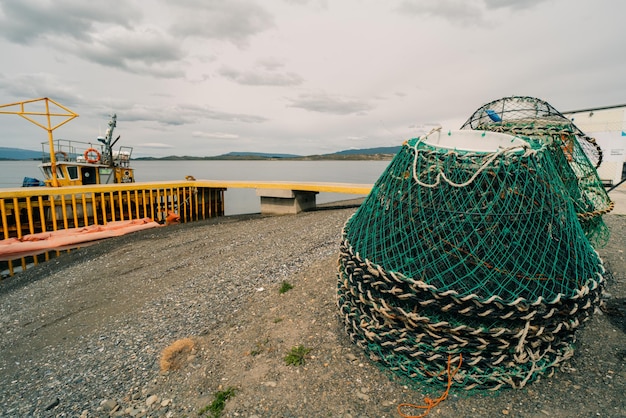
0,206,624,418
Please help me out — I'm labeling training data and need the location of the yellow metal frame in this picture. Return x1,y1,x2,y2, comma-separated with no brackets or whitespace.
0,98,78,187
0,179,372,276
181,180,373,195
0,181,227,241
0,179,371,240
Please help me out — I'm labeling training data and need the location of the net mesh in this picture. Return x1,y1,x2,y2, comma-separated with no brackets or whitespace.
460,96,613,246
460,95,603,168
337,100,613,390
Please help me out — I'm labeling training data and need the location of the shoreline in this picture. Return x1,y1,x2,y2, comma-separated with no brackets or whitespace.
0,207,624,417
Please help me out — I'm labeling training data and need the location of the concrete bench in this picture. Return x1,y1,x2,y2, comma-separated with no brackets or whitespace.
256,188,318,215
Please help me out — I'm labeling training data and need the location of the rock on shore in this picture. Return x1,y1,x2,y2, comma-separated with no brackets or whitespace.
0,207,625,417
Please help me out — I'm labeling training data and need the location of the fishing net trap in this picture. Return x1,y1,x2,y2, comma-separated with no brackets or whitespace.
337,97,614,391
461,96,614,246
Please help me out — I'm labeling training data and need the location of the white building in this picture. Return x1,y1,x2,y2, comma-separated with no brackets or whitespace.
563,104,626,186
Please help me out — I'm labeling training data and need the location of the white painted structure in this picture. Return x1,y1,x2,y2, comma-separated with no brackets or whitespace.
563,104,626,185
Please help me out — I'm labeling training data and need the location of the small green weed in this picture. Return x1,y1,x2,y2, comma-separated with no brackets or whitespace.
249,338,270,356
198,387,236,417
284,344,311,366
279,281,294,294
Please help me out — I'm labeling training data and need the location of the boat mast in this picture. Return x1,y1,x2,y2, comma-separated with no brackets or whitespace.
98,113,117,167
0,98,78,187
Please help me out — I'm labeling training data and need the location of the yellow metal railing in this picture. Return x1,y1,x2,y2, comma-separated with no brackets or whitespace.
1,179,372,277
0,181,225,241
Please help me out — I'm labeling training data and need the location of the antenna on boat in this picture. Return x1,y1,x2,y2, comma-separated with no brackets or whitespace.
0,97,78,187
97,113,117,166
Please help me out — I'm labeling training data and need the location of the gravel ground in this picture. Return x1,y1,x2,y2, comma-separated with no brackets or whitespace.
0,204,624,418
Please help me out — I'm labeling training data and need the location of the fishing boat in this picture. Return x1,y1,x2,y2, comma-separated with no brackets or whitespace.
0,98,226,276
33,113,135,187
1,98,137,188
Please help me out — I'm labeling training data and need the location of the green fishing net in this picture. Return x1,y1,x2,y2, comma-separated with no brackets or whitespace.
461,96,613,246
337,108,610,390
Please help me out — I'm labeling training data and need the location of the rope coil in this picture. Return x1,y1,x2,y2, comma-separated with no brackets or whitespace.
337,242,596,389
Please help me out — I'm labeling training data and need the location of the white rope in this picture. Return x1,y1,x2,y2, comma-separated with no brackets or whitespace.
410,131,534,188
514,321,531,355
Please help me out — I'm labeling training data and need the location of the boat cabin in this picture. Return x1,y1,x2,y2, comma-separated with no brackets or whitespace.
39,139,135,186
36,113,135,187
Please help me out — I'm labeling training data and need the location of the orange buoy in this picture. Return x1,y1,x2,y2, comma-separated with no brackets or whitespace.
55,150,69,161
165,211,181,225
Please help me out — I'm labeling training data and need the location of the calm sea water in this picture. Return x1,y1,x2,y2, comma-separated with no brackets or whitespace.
0,160,390,215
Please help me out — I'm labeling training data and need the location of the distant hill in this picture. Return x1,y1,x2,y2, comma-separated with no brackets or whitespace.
135,152,302,161
221,151,301,158
2,146,400,161
332,146,400,156
0,147,42,160
207,147,400,160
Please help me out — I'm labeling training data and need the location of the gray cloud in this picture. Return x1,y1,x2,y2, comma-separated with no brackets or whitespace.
219,64,303,86
138,142,175,149
282,0,328,7
483,0,551,10
257,57,287,71
0,1,185,78
0,71,267,128
0,73,83,107
192,131,240,139
74,28,186,78
397,0,484,24
0,0,623,158
397,0,550,24
0,0,140,43
120,103,267,126
168,1,274,46
288,93,373,115
0,0,274,78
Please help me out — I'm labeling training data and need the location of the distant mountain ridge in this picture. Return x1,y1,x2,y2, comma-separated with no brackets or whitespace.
221,151,301,158
331,146,400,156
0,147,42,160
0,146,401,160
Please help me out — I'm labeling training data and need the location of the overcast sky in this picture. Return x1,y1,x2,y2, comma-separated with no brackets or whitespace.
0,0,624,157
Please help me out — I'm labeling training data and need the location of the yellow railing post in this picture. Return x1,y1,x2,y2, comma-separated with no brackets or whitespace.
81,194,89,227
60,195,69,230
0,199,8,240
12,197,22,239
49,195,58,231
25,198,35,235
1,179,365,242
37,196,46,233
70,194,79,228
